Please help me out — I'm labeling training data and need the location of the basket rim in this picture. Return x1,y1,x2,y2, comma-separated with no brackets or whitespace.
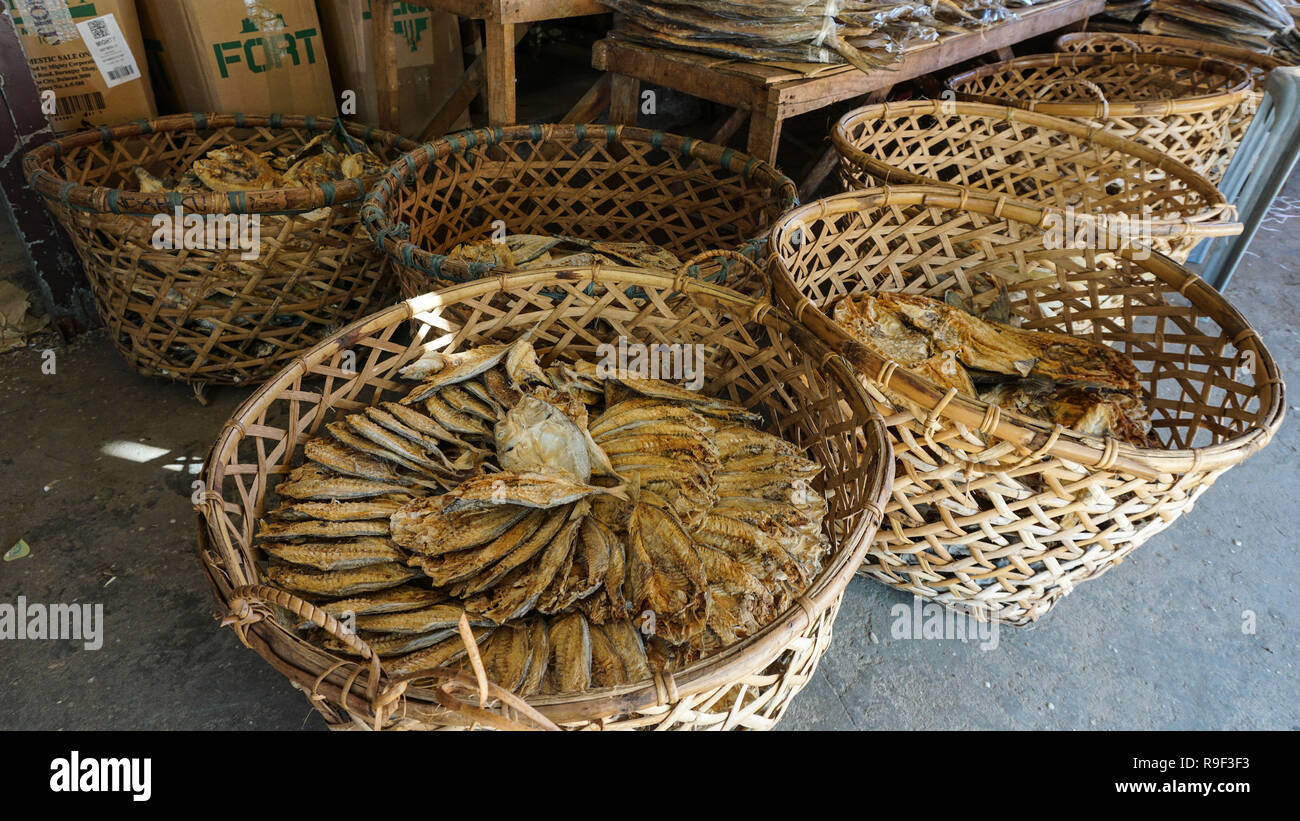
22,112,418,216
830,99,1239,235
197,264,892,726
1055,32,1291,77
945,52,1254,115
765,184,1286,477
358,122,799,284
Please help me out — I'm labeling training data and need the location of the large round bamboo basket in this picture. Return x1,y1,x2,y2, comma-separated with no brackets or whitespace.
196,266,892,730
1056,32,1290,183
831,99,1240,262
945,53,1254,184
766,186,1285,626
23,114,416,386
360,124,797,297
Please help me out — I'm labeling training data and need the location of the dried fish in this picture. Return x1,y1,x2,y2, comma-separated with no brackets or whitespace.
257,518,390,540
262,538,405,571
266,563,416,597
276,464,415,501
626,495,708,645
547,612,592,694
355,604,493,634
440,471,624,512
318,586,445,618
390,501,530,558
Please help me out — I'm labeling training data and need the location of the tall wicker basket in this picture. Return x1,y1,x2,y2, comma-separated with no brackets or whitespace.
360,124,797,297
766,186,1284,626
945,53,1253,185
1056,32,1290,183
832,100,1240,262
197,266,892,730
24,114,415,386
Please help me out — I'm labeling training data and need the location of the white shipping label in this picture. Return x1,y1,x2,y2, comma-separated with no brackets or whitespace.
74,14,141,88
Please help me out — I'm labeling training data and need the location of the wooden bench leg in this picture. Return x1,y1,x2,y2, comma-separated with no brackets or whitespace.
562,74,612,124
746,104,782,166
485,21,516,126
609,74,640,125
710,106,750,146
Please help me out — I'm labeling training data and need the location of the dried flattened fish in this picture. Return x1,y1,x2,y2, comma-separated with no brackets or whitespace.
276,464,414,501
390,500,529,557
256,518,390,541
268,498,406,522
547,612,592,694
318,586,445,618
453,503,577,596
355,604,493,634
304,437,400,484
439,471,623,513
625,495,708,645
464,504,586,623
265,562,416,597
384,626,493,677
262,538,405,571
407,510,545,587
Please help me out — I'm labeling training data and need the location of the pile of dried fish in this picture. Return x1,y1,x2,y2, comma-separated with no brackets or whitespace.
445,234,682,274
256,334,831,695
832,290,1157,447
599,0,1045,70
132,126,385,207
1141,0,1300,61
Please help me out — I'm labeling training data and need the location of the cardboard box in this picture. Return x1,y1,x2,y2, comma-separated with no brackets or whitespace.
316,1,466,137
138,0,337,118
7,0,157,132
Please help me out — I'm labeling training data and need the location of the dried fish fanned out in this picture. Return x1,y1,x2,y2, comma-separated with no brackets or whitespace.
519,618,551,696
496,396,592,481
276,464,416,501
257,518,390,540
441,386,499,423
589,399,714,440
440,471,623,512
363,406,479,470
464,504,586,623
601,619,652,683
546,612,592,694
268,498,406,522
588,622,628,687
381,402,487,453
266,563,416,597
318,586,445,618
453,503,578,595
408,510,546,586
626,495,708,645
355,604,493,634
422,395,494,439
390,500,529,557
384,627,493,676
475,623,535,694
304,438,401,484
262,538,405,571
325,629,459,658
399,342,510,387
483,367,523,410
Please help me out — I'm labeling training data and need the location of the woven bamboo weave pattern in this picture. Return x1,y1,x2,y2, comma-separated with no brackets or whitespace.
946,53,1254,184
1056,32,1290,182
23,114,415,386
832,100,1240,261
360,124,797,297
198,267,892,730
767,186,1284,626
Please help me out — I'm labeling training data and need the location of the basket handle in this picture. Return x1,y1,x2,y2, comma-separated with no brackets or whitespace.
221,585,558,731
676,248,769,292
1032,78,1110,117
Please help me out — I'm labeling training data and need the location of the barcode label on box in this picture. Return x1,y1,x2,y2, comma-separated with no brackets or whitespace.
74,14,141,89
54,91,107,116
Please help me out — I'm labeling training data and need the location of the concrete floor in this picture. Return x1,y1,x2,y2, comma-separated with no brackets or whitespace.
1,167,1296,734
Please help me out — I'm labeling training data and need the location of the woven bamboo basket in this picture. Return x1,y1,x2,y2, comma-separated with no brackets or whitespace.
1056,33,1290,182
945,53,1254,185
766,186,1285,626
831,100,1241,262
23,113,415,387
196,265,892,730
360,124,797,297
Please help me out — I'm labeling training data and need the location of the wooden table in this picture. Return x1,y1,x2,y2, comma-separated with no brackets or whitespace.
594,0,1104,186
373,0,608,137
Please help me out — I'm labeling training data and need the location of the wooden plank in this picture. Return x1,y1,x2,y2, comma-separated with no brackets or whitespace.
484,21,517,125
420,62,484,140
771,0,1105,117
594,40,764,111
745,104,782,166
561,74,612,123
710,106,750,145
404,0,605,24
609,73,640,125
371,0,400,131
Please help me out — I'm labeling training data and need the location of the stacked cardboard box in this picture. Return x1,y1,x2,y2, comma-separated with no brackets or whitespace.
7,0,157,132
